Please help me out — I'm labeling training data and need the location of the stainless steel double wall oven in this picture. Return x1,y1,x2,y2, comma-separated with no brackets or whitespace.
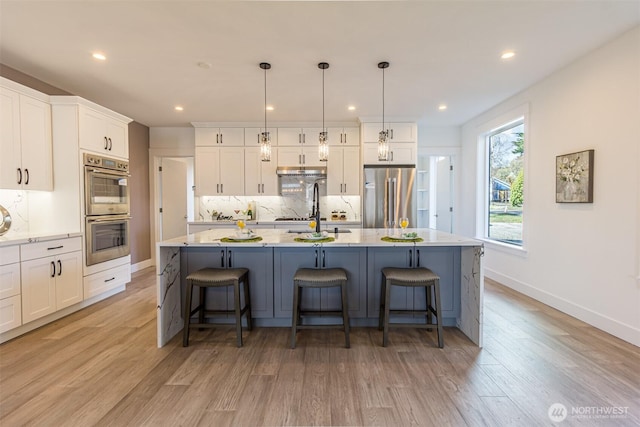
83,153,130,266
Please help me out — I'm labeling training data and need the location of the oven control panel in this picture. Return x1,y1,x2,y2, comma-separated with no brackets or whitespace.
84,153,129,172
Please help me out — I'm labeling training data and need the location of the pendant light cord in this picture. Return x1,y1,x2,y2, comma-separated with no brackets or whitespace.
382,66,385,131
322,68,325,132
264,68,267,130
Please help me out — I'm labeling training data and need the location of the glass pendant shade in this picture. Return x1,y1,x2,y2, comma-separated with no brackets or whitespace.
378,129,389,161
318,131,328,161
260,131,271,162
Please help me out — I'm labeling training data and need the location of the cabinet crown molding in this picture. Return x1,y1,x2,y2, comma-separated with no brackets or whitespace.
50,96,132,124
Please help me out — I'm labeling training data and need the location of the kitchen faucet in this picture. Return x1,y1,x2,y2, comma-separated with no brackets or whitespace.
312,182,321,233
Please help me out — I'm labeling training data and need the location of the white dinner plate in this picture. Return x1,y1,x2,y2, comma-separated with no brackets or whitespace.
228,233,257,241
304,233,328,240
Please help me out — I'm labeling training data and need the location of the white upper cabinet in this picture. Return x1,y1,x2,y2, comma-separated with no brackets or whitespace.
277,146,326,167
194,127,244,147
0,83,53,191
79,105,129,158
327,146,360,195
362,122,416,143
245,147,278,196
194,147,245,197
327,127,359,146
277,127,321,146
244,127,278,147
362,143,416,165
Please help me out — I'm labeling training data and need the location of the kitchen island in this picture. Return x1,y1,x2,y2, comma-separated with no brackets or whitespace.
156,228,484,347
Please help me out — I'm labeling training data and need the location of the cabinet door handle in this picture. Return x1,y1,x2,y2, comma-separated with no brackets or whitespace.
315,249,318,268
216,133,220,144
17,168,22,184
343,183,346,193
409,249,413,267
104,277,115,282
220,183,223,193
261,183,264,193
302,154,306,164
322,250,326,268
108,138,113,150
340,183,343,192
390,151,394,162
58,260,62,276
390,128,394,140
51,261,56,278
221,250,225,267
303,133,306,144
340,133,343,144
228,250,232,268
24,168,29,185
416,249,420,267
47,245,63,250
104,137,109,150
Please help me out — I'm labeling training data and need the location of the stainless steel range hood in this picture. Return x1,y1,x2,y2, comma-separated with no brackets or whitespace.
276,166,327,176
277,166,327,197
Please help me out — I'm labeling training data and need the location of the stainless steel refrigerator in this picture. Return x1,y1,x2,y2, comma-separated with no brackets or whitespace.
363,165,416,228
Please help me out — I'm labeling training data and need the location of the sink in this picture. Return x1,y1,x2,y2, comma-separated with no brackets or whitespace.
287,228,351,234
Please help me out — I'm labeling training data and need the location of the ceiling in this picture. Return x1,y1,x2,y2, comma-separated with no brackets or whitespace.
1,1,639,128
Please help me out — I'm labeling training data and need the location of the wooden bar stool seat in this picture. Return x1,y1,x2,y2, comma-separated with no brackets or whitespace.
379,267,443,348
183,267,252,347
291,268,350,349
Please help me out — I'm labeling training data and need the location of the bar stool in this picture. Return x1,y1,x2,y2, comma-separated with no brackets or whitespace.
291,268,350,349
379,267,443,348
182,267,252,348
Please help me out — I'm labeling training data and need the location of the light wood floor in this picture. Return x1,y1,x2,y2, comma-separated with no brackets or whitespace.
1,268,638,426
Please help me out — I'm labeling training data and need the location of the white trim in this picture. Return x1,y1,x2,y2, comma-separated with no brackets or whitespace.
479,238,528,258
0,76,50,102
485,268,640,347
131,258,153,273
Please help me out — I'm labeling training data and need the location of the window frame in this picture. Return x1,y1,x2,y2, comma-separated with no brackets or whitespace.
476,104,529,254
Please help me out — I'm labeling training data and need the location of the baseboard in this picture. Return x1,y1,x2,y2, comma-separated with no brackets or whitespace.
131,258,154,273
485,268,640,347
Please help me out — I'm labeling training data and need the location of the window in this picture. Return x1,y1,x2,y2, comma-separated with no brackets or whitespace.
486,119,524,246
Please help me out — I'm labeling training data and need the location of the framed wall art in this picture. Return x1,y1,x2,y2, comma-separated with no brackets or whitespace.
556,149,594,203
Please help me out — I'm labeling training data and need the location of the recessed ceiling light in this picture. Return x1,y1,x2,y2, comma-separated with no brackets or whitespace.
92,52,106,61
174,106,184,111
438,104,447,111
501,51,515,60
197,61,212,69
348,105,356,111
266,105,274,111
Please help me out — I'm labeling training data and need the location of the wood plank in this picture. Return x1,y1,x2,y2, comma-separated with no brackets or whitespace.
1,268,639,426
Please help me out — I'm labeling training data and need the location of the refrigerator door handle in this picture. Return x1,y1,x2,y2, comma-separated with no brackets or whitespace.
388,178,397,228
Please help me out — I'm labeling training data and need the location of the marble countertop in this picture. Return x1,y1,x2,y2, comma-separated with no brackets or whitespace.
188,220,361,226
0,231,83,248
158,227,481,248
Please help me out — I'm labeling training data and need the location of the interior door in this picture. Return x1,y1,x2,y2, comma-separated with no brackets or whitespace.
434,156,453,233
160,158,188,240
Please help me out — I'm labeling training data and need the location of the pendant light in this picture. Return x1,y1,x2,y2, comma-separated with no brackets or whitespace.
378,61,390,161
318,62,329,161
259,62,272,162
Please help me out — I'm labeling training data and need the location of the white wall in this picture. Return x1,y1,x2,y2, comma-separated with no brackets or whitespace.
459,26,640,346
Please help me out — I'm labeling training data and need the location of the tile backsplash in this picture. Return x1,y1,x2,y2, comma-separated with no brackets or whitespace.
198,195,360,222
0,190,29,237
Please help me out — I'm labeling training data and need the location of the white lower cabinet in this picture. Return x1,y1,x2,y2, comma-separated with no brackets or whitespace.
84,263,131,299
20,237,83,324
0,246,21,333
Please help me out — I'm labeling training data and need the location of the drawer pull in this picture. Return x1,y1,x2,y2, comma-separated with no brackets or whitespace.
104,277,115,282
48,245,64,250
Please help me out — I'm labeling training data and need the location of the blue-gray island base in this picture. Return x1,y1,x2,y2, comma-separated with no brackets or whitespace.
156,228,483,348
